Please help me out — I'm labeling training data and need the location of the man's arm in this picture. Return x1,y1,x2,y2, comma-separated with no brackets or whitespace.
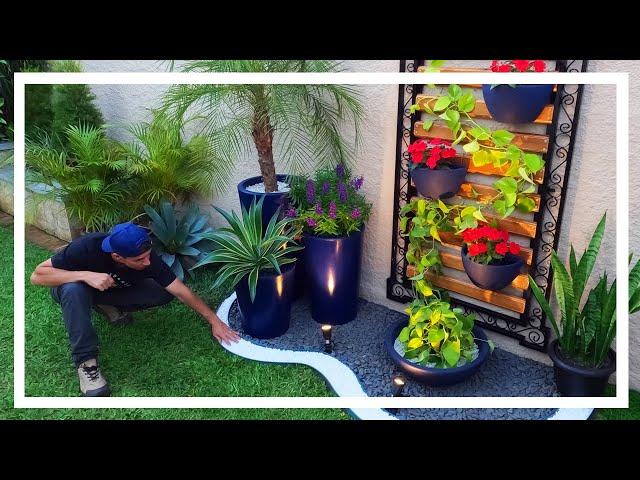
165,278,240,345
30,259,115,290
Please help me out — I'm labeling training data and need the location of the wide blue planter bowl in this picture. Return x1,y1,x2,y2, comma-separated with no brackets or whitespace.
385,320,490,386
411,163,467,200
482,84,553,124
238,174,292,229
303,229,363,325
235,262,296,339
461,245,524,291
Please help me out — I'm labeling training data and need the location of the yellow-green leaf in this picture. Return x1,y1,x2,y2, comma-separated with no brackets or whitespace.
430,225,441,242
407,338,424,349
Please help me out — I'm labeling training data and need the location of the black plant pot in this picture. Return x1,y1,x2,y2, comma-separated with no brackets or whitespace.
234,262,296,339
385,320,490,386
461,245,523,291
482,84,553,124
303,229,363,325
411,163,467,200
548,340,616,397
237,174,292,229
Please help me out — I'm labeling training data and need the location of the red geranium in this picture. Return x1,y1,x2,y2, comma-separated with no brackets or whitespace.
407,138,457,170
490,60,547,73
461,225,521,264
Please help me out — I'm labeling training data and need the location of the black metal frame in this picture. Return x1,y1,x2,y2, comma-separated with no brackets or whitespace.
386,60,588,351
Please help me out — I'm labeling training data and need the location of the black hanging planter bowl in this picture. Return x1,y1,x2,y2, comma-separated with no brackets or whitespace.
410,163,467,200
548,340,616,396
461,245,523,291
482,84,553,124
384,319,490,386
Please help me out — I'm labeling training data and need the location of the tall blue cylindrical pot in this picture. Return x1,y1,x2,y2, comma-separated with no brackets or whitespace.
482,84,553,124
235,262,296,339
237,174,292,229
303,229,363,325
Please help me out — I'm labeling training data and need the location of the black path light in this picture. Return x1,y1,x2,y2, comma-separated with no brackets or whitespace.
392,375,406,397
321,324,333,353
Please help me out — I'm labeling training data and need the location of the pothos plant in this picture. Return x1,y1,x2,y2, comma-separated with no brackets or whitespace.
410,84,545,217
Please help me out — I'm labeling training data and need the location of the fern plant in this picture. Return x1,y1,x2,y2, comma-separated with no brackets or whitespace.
25,124,131,232
144,201,215,281
121,111,221,212
160,60,363,193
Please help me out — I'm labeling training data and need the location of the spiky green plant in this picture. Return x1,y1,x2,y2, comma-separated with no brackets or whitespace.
160,60,363,193
191,197,303,302
121,111,222,211
144,201,215,281
25,124,131,232
529,213,639,368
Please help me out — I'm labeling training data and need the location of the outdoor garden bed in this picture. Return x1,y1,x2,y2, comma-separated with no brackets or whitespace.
226,295,564,420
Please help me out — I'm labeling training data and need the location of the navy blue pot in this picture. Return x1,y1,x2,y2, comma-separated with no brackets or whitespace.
411,163,467,200
303,229,363,325
385,320,490,386
482,84,553,124
235,262,296,339
237,174,292,229
461,245,523,291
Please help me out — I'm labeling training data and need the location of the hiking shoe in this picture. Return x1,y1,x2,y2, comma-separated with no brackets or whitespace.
94,304,133,326
77,359,111,397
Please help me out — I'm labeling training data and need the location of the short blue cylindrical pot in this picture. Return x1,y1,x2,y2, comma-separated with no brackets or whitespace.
303,229,363,325
235,262,296,339
237,174,292,229
461,245,524,291
482,84,553,124
385,320,490,386
411,163,467,200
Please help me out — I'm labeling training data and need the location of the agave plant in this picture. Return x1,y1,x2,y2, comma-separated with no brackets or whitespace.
192,196,303,301
529,213,640,368
144,201,215,281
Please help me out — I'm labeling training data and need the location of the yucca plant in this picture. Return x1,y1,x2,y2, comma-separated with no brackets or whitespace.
529,213,639,368
122,111,223,211
191,196,303,301
25,124,131,233
144,201,215,281
160,60,363,193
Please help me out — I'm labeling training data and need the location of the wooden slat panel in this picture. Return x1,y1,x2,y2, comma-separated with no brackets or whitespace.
415,66,558,92
437,231,533,265
446,156,544,184
416,94,553,125
458,183,540,212
407,255,529,290
414,122,549,154
424,272,526,313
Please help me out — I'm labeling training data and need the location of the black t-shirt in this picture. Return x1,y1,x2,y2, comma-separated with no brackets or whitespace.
51,233,177,288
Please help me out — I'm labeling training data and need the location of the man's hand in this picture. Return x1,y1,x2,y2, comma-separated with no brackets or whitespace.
211,319,241,345
82,272,115,291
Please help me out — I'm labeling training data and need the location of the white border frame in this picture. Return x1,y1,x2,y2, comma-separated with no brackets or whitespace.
13,71,629,410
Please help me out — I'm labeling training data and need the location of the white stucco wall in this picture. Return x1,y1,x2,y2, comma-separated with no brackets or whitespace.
80,59,639,390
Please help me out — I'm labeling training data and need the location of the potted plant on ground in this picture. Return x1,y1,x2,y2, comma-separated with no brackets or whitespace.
160,60,363,227
384,290,494,386
407,138,467,199
482,60,552,124
191,197,303,339
528,213,640,396
288,163,372,325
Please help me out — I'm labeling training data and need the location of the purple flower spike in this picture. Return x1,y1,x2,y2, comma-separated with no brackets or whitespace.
338,182,348,203
328,201,337,219
351,207,361,219
306,217,317,228
315,203,323,215
285,207,297,218
306,180,316,204
322,181,330,195
336,163,345,177
352,176,364,190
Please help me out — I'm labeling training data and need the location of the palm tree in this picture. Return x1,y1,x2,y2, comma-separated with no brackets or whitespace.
160,60,363,193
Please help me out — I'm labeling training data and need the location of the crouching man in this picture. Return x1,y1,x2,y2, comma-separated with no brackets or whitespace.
30,222,240,397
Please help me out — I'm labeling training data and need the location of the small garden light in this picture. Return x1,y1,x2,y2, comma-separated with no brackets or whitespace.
392,375,405,397
321,324,333,353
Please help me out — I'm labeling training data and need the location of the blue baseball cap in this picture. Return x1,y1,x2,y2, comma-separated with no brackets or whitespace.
102,222,152,258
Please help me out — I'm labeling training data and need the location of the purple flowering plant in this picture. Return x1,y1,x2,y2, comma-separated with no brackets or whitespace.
288,163,372,236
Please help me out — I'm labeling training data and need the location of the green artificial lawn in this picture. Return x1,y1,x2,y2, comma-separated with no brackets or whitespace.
0,226,348,420
594,386,640,420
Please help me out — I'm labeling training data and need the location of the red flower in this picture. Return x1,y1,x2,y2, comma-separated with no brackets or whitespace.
408,140,426,164
490,60,500,72
532,60,546,72
462,228,477,243
495,242,509,255
501,230,509,242
441,147,456,159
498,64,511,72
426,154,438,169
487,227,503,242
469,242,488,256
478,225,493,239
509,242,521,255
513,60,530,72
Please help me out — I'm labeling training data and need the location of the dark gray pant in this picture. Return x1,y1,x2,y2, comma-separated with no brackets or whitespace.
51,280,174,366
